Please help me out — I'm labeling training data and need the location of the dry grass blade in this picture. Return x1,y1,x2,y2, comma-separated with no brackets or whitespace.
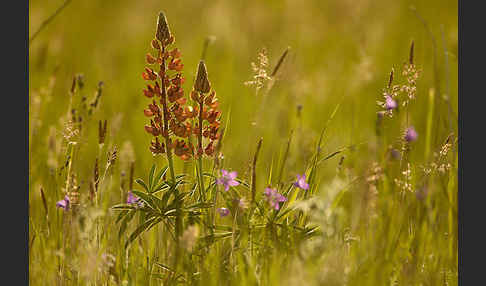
29,0,73,44
251,138,263,204
271,46,290,77
409,40,415,65
387,68,394,89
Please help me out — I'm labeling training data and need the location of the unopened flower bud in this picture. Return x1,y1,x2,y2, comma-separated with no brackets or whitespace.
156,12,171,43
194,60,211,93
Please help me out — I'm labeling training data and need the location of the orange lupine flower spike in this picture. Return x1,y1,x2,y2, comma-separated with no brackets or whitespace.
141,12,192,159
191,60,222,158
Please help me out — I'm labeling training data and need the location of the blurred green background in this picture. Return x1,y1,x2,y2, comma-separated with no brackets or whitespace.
29,0,457,284
29,0,457,175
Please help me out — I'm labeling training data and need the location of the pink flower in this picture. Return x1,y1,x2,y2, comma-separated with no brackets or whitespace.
293,174,309,190
263,187,287,210
216,169,240,191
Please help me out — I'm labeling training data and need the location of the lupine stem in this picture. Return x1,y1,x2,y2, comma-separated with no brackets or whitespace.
159,47,181,271
197,97,206,201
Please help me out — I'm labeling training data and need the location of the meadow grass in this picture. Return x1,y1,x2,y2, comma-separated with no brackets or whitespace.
29,1,457,285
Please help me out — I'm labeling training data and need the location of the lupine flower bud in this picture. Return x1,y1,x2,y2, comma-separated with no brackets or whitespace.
146,53,156,64
194,60,211,93
144,109,154,117
151,39,161,50
155,12,171,42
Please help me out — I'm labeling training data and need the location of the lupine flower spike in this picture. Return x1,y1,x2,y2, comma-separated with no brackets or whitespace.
294,174,309,190
216,169,239,191
191,60,222,157
56,195,70,211
404,126,418,142
264,187,287,210
217,207,230,217
142,11,194,160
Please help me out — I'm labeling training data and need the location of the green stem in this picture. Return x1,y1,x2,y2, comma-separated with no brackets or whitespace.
197,97,206,201
159,46,181,271
198,157,206,201
165,143,176,184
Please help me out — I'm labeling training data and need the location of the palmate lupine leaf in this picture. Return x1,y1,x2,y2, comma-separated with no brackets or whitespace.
132,190,159,210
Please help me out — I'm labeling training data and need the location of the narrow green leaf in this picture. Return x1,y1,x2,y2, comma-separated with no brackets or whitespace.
132,190,158,211
148,164,157,190
112,204,137,211
136,179,150,192
119,210,136,239
153,166,168,188
125,216,162,249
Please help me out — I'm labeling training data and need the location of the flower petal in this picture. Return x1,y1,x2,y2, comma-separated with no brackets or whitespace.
56,199,67,210
228,171,237,180
228,179,240,187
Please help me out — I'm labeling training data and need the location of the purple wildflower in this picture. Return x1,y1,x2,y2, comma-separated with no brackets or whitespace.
293,174,309,190
217,207,230,217
216,169,240,191
404,126,418,142
56,195,70,211
263,187,287,210
385,95,397,110
127,191,143,207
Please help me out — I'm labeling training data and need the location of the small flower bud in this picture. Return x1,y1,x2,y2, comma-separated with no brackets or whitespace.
194,60,211,93
151,39,161,50
144,109,154,117
156,12,171,43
